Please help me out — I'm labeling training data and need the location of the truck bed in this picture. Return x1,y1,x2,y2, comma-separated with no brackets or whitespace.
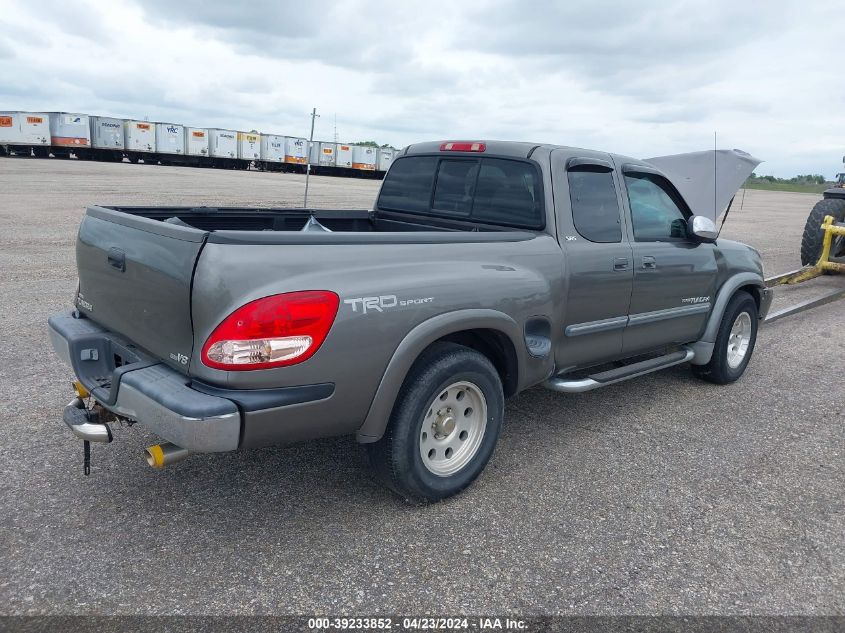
73,205,539,381
97,205,520,235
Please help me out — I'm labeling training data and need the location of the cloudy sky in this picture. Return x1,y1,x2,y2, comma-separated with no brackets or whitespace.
2,0,843,177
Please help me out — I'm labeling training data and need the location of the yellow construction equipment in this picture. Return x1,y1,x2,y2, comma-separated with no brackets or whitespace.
779,215,845,284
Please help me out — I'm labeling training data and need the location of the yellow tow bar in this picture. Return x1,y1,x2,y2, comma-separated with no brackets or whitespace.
778,215,845,284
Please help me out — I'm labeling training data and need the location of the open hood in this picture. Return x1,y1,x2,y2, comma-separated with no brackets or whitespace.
645,149,762,222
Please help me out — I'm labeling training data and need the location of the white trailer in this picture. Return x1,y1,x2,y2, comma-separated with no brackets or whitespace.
124,120,156,162
47,112,91,157
238,132,260,163
336,143,353,169
309,141,336,168
208,128,238,168
284,137,308,166
259,133,285,170
0,112,50,156
377,147,395,172
85,116,125,162
155,122,185,157
352,144,377,171
185,128,209,159
89,117,124,149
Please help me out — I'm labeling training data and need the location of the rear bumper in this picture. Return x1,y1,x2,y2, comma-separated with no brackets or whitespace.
49,311,336,452
49,311,241,452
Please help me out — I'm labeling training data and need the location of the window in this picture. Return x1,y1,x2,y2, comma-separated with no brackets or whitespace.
377,156,544,229
377,156,438,213
567,168,621,242
472,158,542,229
432,159,479,215
624,172,690,241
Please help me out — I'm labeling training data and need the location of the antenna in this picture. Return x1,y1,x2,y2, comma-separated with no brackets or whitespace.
333,113,338,144
714,131,717,219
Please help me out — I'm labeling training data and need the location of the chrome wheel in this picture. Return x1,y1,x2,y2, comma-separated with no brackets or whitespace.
419,381,487,477
727,311,752,369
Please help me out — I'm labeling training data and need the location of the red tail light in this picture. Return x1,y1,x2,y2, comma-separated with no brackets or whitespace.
440,141,486,152
201,291,339,370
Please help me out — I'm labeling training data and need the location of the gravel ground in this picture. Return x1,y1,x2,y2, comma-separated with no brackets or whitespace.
0,157,843,616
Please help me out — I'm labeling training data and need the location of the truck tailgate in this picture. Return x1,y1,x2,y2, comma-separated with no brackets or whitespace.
74,207,207,374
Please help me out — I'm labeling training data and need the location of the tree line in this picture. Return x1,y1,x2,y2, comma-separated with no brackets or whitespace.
748,173,829,185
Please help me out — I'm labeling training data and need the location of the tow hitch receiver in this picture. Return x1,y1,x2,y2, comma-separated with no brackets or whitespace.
63,397,113,475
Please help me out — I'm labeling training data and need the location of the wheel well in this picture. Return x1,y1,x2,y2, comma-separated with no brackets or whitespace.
822,188,845,200
738,284,763,310
432,329,519,397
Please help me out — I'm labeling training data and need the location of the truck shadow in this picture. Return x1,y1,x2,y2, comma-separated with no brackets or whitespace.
66,363,714,533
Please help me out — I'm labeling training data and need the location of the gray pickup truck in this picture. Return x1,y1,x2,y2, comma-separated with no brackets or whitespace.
49,140,771,500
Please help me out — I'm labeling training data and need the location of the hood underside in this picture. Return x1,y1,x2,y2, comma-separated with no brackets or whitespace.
645,149,762,222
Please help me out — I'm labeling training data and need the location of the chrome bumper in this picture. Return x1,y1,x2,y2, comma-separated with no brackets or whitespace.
48,311,240,452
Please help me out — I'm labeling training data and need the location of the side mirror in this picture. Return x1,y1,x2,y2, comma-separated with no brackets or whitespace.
688,215,718,243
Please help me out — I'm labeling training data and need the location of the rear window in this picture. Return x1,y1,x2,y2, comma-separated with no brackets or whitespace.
377,156,543,229
432,159,479,216
377,156,438,213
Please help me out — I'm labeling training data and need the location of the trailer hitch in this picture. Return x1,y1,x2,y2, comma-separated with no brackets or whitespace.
63,380,115,475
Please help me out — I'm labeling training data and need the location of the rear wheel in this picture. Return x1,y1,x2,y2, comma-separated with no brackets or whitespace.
800,197,845,265
692,291,758,384
367,342,504,502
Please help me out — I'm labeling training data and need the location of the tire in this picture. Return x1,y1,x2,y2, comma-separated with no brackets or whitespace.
367,342,504,502
692,291,758,385
800,197,845,265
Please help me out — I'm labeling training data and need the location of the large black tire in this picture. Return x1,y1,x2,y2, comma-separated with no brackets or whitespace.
692,291,758,385
367,342,504,502
800,197,845,265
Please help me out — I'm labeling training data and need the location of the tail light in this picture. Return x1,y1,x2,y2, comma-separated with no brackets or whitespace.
201,291,339,370
440,141,486,152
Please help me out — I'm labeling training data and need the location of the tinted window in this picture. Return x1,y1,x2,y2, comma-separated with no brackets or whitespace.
472,158,542,228
378,156,543,229
377,156,437,212
624,173,689,241
432,159,479,215
567,168,621,242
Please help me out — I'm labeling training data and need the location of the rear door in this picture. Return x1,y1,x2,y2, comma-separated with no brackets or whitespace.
619,165,717,354
551,150,633,369
75,207,208,373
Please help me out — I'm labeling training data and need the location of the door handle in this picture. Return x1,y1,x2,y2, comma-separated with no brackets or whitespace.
613,257,630,271
107,247,126,272
642,256,657,270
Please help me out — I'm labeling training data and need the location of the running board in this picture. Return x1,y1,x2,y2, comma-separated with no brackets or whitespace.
544,347,694,394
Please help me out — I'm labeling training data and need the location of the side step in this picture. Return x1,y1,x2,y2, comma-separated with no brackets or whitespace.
544,347,694,394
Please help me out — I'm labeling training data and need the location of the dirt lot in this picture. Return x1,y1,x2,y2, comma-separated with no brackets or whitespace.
1,157,843,615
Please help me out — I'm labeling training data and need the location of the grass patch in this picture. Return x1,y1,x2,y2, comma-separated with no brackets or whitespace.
743,181,829,194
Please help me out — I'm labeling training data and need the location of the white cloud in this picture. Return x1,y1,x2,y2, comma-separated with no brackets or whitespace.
0,0,842,176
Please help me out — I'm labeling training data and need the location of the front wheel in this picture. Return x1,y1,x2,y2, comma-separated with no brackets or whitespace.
692,291,758,384
367,342,504,502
